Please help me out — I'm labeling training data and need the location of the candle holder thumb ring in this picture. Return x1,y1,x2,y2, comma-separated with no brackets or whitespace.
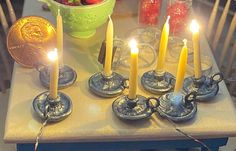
141,70,175,94
183,73,223,101
88,72,128,98
112,95,159,120
39,65,77,89
32,91,72,122
157,91,197,122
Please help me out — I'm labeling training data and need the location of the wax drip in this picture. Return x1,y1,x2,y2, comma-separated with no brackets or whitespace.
166,118,211,151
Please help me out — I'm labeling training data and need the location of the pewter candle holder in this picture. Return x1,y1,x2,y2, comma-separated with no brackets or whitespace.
141,70,175,94
157,92,197,122
183,73,223,101
32,91,72,122
112,95,159,120
39,65,77,89
88,72,128,98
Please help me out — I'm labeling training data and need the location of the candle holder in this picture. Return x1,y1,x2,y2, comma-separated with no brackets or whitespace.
32,91,72,122
141,70,175,94
157,91,197,122
39,65,77,89
88,72,128,98
183,73,223,101
112,95,159,120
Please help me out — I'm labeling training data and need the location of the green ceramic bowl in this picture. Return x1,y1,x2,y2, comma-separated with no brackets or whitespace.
39,0,115,38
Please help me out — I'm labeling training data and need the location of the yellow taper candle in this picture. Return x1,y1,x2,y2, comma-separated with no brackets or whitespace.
104,16,113,76
190,20,201,79
48,49,59,99
57,9,63,65
174,39,188,93
128,39,139,100
155,16,170,74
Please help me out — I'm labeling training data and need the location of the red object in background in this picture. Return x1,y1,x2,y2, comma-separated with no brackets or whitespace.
55,0,102,5
85,0,102,4
139,0,162,25
167,1,190,34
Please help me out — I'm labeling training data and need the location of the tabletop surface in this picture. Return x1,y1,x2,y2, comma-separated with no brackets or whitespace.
4,0,236,144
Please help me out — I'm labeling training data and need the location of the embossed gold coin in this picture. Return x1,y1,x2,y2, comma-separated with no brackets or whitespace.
7,16,56,68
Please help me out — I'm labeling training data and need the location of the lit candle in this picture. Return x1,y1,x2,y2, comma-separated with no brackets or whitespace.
104,16,113,76
57,9,63,65
155,16,170,74
190,20,201,79
174,39,188,93
48,49,59,99
128,39,139,100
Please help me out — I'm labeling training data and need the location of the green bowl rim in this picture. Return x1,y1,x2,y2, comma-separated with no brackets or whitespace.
49,0,113,9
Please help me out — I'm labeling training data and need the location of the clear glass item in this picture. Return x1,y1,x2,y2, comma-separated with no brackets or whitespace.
128,27,161,46
167,0,192,34
138,0,162,25
113,39,156,69
187,55,213,76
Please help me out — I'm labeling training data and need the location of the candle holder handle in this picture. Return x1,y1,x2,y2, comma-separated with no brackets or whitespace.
185,91,197,105
121,78,129,89
169,76,176,85
43,104,50,119
34,63,47,72
146,97,160,112
210,72,223,85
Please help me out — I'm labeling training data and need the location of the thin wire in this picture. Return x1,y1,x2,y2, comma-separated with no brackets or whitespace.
34,118,48,151
166,118,211,151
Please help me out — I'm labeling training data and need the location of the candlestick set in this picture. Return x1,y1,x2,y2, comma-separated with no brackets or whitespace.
183,73,223,101
88,17,223,122
88,17,128,97
183,20,223,101
141,16,175,94
7,12,223,123
33,10,77,122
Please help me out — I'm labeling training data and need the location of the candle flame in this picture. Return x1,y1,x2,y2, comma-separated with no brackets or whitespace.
190,20,200,33
129,39,139,54
47,48,58,61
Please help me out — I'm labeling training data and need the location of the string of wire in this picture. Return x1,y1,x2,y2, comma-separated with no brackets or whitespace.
34,118,48,151
166,118,211,151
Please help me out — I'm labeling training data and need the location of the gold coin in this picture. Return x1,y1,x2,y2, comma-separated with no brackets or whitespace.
7,16,56,68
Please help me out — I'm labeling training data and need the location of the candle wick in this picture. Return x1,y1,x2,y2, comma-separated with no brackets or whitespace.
167,16,170,23
183,39,187,46
58,9,60,15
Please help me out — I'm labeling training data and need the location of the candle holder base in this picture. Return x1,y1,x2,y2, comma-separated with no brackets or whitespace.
141,70,175,94
39,65,77,89
112,95,159,120
32,91,72,122
183,73,223,101
88,72,128,98
157,92,197,122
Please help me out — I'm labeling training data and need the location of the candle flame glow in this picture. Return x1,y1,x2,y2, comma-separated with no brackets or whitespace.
47,48,58,61
129,39,139,54
190,20,200,33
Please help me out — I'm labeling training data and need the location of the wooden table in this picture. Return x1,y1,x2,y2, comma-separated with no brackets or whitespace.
4,0,236,151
